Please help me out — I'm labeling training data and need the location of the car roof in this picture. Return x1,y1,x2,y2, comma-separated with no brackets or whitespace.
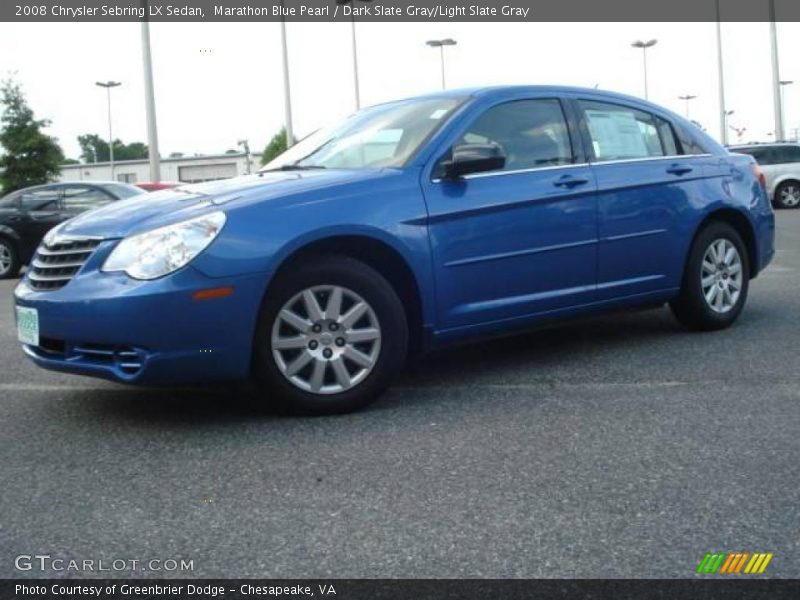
400,84,661,106
731,142,800,148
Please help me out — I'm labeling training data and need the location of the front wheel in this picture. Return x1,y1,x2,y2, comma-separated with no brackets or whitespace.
253,256,408,415
670,222,750,331
0,238,21,279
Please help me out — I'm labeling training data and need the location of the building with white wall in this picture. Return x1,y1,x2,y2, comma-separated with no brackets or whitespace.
59,152,261,184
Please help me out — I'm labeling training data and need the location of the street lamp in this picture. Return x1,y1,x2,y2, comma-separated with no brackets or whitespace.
279,0,294,146
631,39,657,100
140,17,161,183
426,38,457,90
715,0,728,145
769,0,783,141
238,139,252,174
678,94,697,119
336,0,373,110
723,109,735,142
95,81,121,180
780,80,793,141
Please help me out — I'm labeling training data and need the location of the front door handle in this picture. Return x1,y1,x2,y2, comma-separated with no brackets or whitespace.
553,174,590,189
666,164,694,176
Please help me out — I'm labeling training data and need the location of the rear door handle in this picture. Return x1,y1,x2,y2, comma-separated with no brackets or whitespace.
553,174,590,188
666,164,694,176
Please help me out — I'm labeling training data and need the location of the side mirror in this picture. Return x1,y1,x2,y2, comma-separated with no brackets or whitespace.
441,143,506,179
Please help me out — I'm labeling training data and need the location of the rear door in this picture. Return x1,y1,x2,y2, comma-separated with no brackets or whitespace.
421,96,598,332
576,99,708,300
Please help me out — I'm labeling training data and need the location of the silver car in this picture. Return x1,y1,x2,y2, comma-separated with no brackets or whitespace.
731,143,800,209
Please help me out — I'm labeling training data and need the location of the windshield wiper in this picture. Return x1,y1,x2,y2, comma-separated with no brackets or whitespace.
260,164,327,174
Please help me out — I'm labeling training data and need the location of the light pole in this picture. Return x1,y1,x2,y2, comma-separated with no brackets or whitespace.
679,94,697,119
336,0,372,110
779,80,793,141
140,18,161,183
279,0,294,146
95,81,121,180
723,110,735,143
426,38,457,90
715,0,728,145
238,140,252,174
769,0,783,141
631,39,657,100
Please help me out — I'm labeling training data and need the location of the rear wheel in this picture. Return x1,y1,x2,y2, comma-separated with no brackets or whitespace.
774,181,800,209
0,238,20,279
670,222,750,331
253,256,408,414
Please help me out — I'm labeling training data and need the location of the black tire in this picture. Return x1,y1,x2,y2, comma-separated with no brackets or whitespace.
253,256,408,415
0,237,21,279
670,222,750,331
773,180,800,209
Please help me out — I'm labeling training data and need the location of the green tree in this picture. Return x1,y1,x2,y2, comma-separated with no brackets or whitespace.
0,79,64,193
115,141,148,161
78,133,107,162
260,128,287,165
78,134,148,163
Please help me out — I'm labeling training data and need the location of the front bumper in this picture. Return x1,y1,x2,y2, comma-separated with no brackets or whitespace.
14,247,269,385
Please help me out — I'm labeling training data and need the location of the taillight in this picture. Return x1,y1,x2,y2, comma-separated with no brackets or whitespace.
752,162,767,190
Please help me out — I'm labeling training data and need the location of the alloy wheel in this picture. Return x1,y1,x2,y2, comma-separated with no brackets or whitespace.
779,184,800,208
0,242,11,276
701,238,743,314
271,285,382,395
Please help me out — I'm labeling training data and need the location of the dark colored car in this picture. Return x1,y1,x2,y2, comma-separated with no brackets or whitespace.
0,181,145,278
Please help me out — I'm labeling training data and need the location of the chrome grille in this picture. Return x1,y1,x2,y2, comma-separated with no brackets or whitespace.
28,238,102,291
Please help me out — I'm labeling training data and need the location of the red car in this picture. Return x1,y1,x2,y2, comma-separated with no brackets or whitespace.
136,181,182,192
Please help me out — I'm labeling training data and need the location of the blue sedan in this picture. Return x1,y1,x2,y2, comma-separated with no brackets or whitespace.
14,86,775,413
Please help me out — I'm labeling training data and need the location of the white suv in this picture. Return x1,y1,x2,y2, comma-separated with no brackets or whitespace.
732,143,800,209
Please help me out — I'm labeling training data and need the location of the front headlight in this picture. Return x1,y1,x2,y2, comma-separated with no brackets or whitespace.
102,212,226,280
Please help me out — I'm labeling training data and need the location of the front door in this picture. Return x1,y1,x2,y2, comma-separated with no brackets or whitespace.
421,97,598,333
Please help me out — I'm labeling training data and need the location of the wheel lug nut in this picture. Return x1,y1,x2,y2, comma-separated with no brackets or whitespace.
308,340,319,350
330,323,339,332
335,338,346,347
312,324,322,333
323,348,333,359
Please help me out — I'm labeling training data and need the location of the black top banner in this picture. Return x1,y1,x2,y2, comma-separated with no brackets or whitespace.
4,0,800,23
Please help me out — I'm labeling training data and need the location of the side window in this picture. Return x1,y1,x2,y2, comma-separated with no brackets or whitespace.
656,119,679,156
62,186,113,211
0,192,20,209
579,100,670,161
456,99,574,172
676,127,711,156
774,146,800,164
755,147,777,165
19,188,61,211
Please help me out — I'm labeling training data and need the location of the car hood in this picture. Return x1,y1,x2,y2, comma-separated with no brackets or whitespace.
57,169,390,239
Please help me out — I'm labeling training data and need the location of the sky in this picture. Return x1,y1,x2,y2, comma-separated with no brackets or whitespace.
1,20,799,160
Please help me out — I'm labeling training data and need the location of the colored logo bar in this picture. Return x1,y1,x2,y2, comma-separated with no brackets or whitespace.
697,552,773,574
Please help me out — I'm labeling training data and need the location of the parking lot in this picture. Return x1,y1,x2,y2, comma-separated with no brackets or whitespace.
1,210,798,579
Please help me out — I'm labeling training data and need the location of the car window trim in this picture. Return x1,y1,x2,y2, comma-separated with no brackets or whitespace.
430,96,580,182
587,153,712,167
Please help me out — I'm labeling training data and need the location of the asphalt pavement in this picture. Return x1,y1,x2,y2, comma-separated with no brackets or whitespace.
1,211,799,579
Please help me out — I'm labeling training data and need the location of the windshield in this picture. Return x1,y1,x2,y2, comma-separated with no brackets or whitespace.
262,97,463,171
102,183,147,198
